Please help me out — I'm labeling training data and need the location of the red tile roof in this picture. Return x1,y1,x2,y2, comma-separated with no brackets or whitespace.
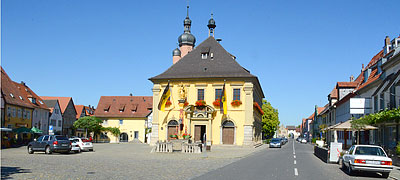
13,82,49,110
74,105,85,119
94,96,152,118
40,96,73,114
329,87,338,99
1,67,34,109
337,82,358,88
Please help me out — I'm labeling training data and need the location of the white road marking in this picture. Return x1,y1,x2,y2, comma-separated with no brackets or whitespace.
294,168,298,176
294,160,296,164
294,155,296,158
293,139,295,155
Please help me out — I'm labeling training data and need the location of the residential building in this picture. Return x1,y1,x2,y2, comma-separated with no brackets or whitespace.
94,96,153,143
13,81,50,134
40,96,77,136
43,99,63,135
149,9,264,146
369,36,400,149
287,126,300,138
1,67,34,142
277,125,288,137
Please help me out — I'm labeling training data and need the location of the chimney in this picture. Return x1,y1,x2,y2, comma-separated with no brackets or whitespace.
216,39,222,43
350,75,354,82
21,81,26,86
385,36,391,46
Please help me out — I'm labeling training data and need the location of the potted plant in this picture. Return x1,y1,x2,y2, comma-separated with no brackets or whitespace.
195,100,206,106
231,100,242,106
169,134,178,139
213,99,221,107
184,101,189,107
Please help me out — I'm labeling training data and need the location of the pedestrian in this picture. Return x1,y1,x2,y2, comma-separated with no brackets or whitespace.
89,136,93,142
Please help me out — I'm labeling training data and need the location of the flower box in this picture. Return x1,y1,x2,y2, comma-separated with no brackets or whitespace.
195,100,206,106
165,100,172,107
231,100,242,106
184,101,189,107
213,99,221,107
182,133,192,139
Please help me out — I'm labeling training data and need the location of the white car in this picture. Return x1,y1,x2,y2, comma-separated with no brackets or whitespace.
301,138,307,143
70,137,94,152
341,145,392,178
69,139,81,153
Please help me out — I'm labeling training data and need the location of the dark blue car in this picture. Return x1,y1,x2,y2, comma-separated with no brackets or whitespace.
27,135,71,154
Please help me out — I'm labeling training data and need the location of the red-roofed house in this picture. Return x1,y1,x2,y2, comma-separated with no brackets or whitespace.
13,81,50,135
40,96,77,136
1,67,34,135
94,96,152,143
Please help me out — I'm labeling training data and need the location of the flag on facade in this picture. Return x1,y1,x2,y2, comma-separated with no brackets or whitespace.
220,83,227,114
158,82,171,112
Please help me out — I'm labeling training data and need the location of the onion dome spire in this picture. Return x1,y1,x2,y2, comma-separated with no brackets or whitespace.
207,13,216,37
178,5,196,47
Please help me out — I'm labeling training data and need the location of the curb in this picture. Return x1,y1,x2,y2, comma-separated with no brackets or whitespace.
390,175,398,180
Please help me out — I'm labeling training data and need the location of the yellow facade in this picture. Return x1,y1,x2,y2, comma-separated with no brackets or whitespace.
100,117,146,143
4,104,33,129
152,79,263,146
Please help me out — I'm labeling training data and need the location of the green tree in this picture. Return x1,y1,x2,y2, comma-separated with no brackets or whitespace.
261,99,280,139
102,127,121,142
73,116,103,137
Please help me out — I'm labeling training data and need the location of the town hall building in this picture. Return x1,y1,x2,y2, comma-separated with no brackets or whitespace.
149,7,264,146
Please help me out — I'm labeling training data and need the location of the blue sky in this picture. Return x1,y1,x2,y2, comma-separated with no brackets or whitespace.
2,0,399,126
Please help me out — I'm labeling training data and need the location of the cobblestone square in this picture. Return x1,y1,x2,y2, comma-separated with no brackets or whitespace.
1,143,265,180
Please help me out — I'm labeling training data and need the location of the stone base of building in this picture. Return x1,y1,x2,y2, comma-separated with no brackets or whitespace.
150,124,159,146
243,125,255,146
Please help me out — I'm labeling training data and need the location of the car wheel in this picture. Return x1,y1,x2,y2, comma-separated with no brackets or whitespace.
381,172,390,179
27,146,34,154
347,164,353,175
45,146,52,154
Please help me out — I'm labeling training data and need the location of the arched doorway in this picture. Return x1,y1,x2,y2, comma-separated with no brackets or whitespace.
120,133,128,142
222,120,235,144
167,120,179,140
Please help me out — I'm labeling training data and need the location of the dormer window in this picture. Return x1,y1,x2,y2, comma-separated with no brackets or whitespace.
131,104,138,113
119,104,125,112
201,53,208,59
104,104,111,112
10,93,14,98
201,46,210,59
19,96,23,100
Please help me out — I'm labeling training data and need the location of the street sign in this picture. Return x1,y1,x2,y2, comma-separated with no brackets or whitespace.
49,125,54,135
329,142,342,163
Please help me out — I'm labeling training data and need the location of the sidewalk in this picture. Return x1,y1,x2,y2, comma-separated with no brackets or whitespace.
391,165,400,180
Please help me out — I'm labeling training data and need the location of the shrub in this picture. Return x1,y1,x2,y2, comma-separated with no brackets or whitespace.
311,138,317,144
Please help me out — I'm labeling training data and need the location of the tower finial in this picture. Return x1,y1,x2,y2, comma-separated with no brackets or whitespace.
207,13,216,37
186,5,189,17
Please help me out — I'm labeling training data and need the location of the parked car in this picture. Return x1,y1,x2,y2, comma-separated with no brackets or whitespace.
301,138,307,143
27,135,71,154
341,145,393,178
269,138,282,148
69,138,81,153
70,137,94,152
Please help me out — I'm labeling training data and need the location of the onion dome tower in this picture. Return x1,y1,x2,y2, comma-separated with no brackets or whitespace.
177,6,196,58
207,13,216,37
172,47,181,64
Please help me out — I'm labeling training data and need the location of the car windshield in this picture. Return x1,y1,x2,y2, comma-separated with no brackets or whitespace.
271,139,280,143
69,139,78,143
55,136,69,140
354,146,386,157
